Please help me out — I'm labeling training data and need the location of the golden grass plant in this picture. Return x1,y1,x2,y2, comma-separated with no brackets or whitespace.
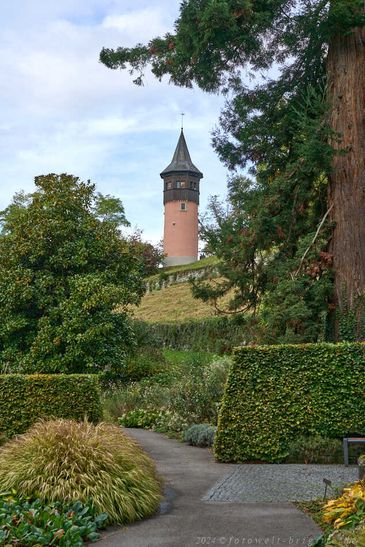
0,419,161,525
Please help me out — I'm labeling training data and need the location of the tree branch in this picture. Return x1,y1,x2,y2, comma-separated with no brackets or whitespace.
294,204,333,277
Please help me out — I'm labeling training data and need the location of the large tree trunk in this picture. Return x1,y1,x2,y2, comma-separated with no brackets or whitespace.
327,24,365,333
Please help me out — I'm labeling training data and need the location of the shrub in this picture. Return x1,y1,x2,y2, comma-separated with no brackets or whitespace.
184,424,216,447
118,408,161,428
168,355,231,424
286,436,343,464
105,354,231,433
154,410,188,434
119,409,188,433
104,381,173,421
0,419,161,525
0,492,107,546
215,343,365,463
0,374,102,437
123,347,166,382
134,315,248,353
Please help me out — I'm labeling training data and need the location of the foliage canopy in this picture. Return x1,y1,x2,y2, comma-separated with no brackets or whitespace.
0,173,144,374
101,0,365,342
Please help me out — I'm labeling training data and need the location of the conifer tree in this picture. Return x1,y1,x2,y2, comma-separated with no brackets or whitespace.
100,1,365,338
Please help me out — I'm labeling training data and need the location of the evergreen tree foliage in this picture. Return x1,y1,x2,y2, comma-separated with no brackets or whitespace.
100,0,365,341
0,174,144,374
100,0,364,95
194,84,335,341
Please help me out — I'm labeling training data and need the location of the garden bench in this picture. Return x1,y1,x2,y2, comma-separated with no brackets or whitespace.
343,437,365,466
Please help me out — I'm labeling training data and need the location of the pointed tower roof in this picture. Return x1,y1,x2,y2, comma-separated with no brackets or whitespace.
160,130,203,177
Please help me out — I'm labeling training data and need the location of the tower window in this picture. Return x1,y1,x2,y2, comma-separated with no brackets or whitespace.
166,182,172,190
180,202,187,211
176,180,186,188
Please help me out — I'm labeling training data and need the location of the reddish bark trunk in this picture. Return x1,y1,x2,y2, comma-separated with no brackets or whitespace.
327,25,365,325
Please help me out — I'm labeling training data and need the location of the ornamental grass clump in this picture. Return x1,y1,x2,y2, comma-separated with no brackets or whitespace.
0,419,161,525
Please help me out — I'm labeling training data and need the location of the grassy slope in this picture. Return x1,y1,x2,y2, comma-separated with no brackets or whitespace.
133,281,228,323
132,258,231,323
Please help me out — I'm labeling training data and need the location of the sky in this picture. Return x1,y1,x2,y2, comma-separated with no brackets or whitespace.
0,0,229,244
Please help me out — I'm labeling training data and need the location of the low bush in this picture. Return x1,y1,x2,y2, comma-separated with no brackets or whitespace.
103,380,173,421
215,343,365,463
0,419,161,525
184,424,216,447
123,347,166,382
171,356,231,424
286,436,343,464
133,315,248,353
119,409,188,434
154,410,188,434
0,492,107,546
105,354,232,435
119,408,161,429
0,374,102,437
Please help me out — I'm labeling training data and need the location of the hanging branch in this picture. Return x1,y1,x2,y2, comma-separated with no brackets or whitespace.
294,204,334,277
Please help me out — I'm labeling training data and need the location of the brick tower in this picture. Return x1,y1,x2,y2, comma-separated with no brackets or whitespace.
160,130,203,267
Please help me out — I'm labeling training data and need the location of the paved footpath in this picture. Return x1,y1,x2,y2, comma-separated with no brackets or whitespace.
95,428,323,547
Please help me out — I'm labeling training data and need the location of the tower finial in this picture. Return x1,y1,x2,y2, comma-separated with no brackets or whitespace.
181,112,185,131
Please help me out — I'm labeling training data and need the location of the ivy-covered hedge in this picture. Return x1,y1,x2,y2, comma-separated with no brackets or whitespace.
214,343,365,463
0,374,102,437
133,315,248,353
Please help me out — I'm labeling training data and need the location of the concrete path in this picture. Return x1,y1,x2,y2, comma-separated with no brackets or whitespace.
96,428,322,547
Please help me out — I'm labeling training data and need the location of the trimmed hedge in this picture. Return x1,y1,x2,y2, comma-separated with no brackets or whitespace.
134,315,248,354
214,343,365,463
0,374,102,437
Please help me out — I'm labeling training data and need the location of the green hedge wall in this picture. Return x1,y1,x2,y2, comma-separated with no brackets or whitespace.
0,374,102,437
134,315,248,354
214,343,365,463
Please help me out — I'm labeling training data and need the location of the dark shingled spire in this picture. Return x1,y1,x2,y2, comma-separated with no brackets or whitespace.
160,129,203,177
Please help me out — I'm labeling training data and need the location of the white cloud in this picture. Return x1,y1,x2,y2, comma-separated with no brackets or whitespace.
0,1,228,243
102,8,168,42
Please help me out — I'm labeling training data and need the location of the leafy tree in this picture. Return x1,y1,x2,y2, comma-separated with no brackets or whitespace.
127,231,165,277
93,192,130,228
0,191,130,235
100,0,365,339
0,174,144,374
0,191,31,236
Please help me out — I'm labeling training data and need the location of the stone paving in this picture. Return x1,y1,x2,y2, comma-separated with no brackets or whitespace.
96,429,323,547
203,464,358,503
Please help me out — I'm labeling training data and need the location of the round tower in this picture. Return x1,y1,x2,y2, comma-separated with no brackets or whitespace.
160,129,203,267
